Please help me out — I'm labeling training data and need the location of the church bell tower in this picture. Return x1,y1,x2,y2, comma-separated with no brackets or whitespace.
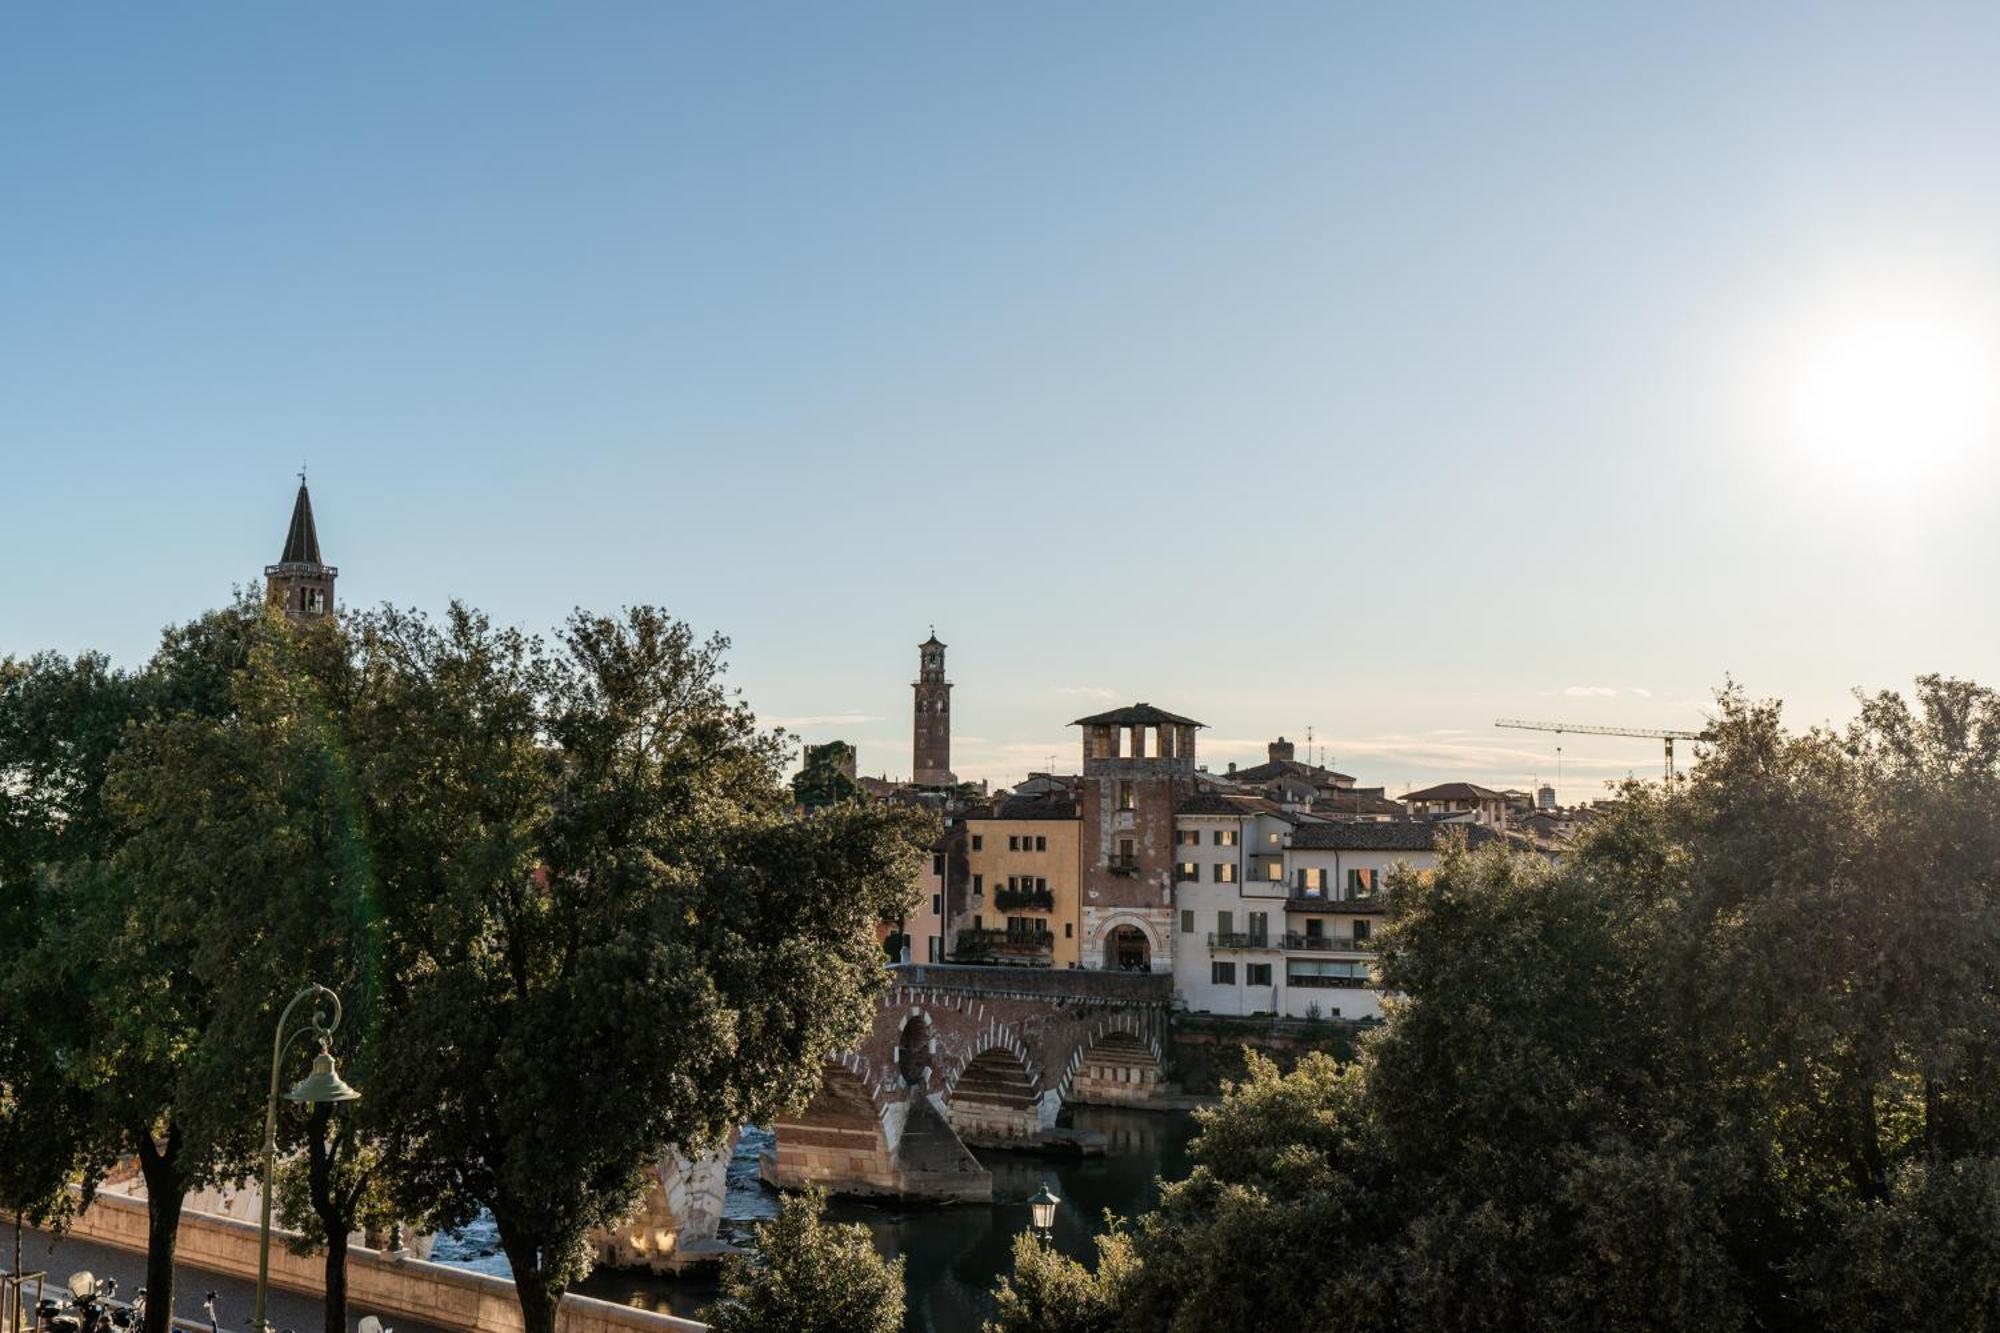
265,475,337,619
912,631,956,787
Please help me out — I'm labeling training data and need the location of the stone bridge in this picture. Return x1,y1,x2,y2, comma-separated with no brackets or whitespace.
760,964,1174,1202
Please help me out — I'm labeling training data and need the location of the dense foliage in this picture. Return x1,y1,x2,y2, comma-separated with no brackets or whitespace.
1007,677,2000,1332
706,1188,903,1333
0,599,927,1333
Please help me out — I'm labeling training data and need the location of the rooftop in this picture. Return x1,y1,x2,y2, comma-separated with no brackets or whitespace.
1289,820,1504,852
1400,781,1507,803
1070,702,1205,728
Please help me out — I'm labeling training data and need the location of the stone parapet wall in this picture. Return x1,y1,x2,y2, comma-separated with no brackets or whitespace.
890,964,1172,1005
63,1192,705,1333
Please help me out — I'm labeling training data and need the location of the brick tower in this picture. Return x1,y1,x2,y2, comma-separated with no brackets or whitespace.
912,631,956,787
265,475,337,619
1072,703,1202,972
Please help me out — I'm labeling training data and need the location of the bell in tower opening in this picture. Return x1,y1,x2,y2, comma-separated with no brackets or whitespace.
911,630,956,787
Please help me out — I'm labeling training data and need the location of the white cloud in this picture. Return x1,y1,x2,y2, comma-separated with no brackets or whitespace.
1565,685,1621,698
1053,686,1118,701
764,711,881,729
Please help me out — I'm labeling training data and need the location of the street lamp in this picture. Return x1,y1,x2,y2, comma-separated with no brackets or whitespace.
254,984,360,1333
1027,1185,1060,1241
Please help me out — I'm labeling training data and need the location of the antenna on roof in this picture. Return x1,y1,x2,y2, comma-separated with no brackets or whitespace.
298,462,307,484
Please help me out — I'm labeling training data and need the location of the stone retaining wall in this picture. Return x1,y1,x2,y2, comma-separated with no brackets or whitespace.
65,1193,705,1333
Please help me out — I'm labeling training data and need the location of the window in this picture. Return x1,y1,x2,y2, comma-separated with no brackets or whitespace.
973,914,982,929
972,874,983,895
928,936,941,962
1176,829,1201,846
1065,922,1073,938
1036,836,1047,852
1268,830,1281,845
1118,836,1136,862
1176,861,1199,882
1263,860,1283,881
972,835,983,851
1214,862,1237,883
1211,961,1236,985
1246,963,1273,986
1297,866,1325,892
1305,917,1324,938
931,893,941,916
1348,868,1379,898
932,853,945,875
1117,780,1136,811
1008,835,1019,851
1214,829,1239,847
1353,919,1371,942
1248,911,1268,939
1217,910,1234,936
1180,909,1194,934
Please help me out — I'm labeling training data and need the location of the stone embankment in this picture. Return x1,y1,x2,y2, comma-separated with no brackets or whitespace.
61,1192,706,1333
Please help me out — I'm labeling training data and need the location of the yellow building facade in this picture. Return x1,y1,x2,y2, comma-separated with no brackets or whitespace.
959,795,1081,968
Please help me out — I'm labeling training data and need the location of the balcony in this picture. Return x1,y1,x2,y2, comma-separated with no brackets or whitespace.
1286,974,1373,989
1107,854,1140,876
994,886,1056,912
1285,893,1383,914
1207,932,1271,950
951,927,1054,966
1281,931,1374,953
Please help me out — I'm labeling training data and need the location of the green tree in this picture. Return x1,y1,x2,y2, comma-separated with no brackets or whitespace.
986,1227,1138,1333
0,652,133,1253
356,605,925,1333
706,1188,903,1333
1111,677,2000,1332
8,607,295,1333
792,741,862,809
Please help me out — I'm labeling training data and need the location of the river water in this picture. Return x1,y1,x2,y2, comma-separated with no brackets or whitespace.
432,1106,1197,1333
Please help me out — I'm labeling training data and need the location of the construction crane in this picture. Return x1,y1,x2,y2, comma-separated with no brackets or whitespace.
1494,718,1704,781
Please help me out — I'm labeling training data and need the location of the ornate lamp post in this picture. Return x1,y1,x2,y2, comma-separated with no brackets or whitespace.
254,984,360,1333
1027,1185,1060,1243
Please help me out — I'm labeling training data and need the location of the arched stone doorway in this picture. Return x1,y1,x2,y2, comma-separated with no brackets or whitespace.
1105,925,1150,972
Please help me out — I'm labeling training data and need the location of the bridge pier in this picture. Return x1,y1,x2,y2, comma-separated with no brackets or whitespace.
590,1139,735,1273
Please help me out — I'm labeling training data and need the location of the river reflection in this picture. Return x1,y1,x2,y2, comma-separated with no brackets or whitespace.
570,1106,1197,1333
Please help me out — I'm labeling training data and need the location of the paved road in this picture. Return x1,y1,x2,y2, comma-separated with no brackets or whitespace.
8,1231,451,1333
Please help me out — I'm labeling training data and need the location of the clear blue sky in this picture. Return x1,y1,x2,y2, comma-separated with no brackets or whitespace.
8,3,2000,798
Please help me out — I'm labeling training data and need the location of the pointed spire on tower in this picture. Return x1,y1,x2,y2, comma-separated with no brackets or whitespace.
280,477,322,565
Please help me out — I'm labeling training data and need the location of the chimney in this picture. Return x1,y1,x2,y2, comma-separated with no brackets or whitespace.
1268,736,1295,764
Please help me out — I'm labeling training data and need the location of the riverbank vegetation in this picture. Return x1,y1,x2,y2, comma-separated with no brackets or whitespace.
996,677,2000,1332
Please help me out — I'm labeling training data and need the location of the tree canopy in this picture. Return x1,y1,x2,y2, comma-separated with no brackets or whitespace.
1069,677,2000,1333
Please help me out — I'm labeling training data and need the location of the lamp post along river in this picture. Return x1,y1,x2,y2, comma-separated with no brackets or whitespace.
255,984,360,1333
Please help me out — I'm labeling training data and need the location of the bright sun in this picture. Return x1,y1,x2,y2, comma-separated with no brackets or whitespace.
1771,289,2000,492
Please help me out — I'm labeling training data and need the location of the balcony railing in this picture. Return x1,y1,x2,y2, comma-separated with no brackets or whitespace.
994,886,1056,912
1207,932,1272,950
1286,893,1381,913
1282,932,1375,952
1107,854,1140,876
1286,974,1373,989
951,927,1054,965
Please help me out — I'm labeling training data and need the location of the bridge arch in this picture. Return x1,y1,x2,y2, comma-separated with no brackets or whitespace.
1063,1013,1166,1107
945,1043,1048,1144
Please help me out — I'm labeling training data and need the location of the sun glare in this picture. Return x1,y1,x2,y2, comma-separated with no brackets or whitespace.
1770,289,2000,495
